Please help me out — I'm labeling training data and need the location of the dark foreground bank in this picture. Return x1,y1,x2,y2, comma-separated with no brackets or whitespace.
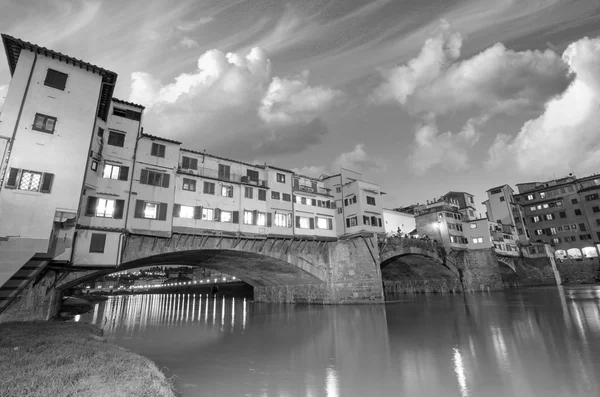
0,322,176,397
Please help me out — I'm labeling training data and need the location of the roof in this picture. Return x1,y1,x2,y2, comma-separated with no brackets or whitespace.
112,97,145,109
485,184,512,192
267,165,294,174
2,34,117,121
445,191,474,196
140,133,181,145
180,147,265,169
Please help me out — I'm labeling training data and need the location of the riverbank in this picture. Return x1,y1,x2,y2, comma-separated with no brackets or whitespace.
0,322,176,397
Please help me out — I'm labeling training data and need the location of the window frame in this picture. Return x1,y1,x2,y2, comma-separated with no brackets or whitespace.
32,113,57,134
182,178,196,191
107,130,126,147
43,68,68,91
366,196,376,205
151,142,166,158
277,173,286,183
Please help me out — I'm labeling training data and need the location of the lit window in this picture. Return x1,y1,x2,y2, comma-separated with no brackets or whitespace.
221,185,233,197
103,164,120,180
470,223,477,229
275,213,289,227
316,217,328,229
96,199,115,218
221,211,232,222
299,217,311,228
277,173,286,183
244,210,253,225
202,208,213,221
540,192,546,198
179,205,194,219
257,212,266,226
144,203,158,219
582,247,598,258
18,170,42,191
527,194,534,201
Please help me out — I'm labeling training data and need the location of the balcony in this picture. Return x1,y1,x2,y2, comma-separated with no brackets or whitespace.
178,166,268,187
293,184,333,197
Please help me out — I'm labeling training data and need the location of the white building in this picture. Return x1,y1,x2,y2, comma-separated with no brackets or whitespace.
382,209,416,235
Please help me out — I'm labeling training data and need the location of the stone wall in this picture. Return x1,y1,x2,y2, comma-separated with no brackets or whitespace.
0,270,63,322
383,279,462,296
556,258,599,284
452,249,503,292
502,257,556,288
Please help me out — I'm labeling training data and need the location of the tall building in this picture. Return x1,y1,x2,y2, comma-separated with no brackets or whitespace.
483,184,530,244
0,35,386,290
413,197,469,248
514,174,600,260
441,191,479,221
381,208,416,235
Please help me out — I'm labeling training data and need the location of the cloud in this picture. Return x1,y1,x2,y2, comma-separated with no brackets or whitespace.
371,20,573,116
485,36,600,175
294,144,386,178
0,85,8,110
178,36,200,49
129,47,343,158
408,116,486,174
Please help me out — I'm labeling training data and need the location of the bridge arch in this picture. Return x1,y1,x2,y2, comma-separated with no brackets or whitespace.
378,237,462,295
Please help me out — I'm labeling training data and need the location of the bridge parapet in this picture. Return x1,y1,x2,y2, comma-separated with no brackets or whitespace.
378,236,445,264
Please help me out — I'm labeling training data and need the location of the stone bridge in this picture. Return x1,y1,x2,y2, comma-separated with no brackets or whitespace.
495,253,559,288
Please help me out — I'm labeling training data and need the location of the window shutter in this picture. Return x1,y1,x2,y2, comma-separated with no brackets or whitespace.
296,216,300,228
190,158,198,170
5,168,19,188
194,206,203,219
114,200,125,219
267,213,272,227
293,178,299,189
159,145,165,157
310,218,315,229
182,157,189,169
326,201,331,209
232,211,239,224
378,218,382,227
287,214,292,228
158,203,168,221
173,204,181,218
293,194,296,202
228,187,233,197
119,166,129,181
140,169,149,184
85,196,98,216
311,199,316,206
371,216,377,225
161,173,170,188
134,200,145,218
328,218,333,230
40,172,54,193
89,233,107,253
252,210,258,225
215,208,221,222
346,218,350,228
344,199,348,206
151,143,157,156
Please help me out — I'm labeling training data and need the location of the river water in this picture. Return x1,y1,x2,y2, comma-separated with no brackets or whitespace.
79,286,600,397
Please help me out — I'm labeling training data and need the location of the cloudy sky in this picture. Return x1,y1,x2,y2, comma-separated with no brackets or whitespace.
1,0,600,212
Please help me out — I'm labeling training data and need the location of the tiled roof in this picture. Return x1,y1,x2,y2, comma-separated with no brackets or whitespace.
112,97,145,109
2,34,117,121
140,133,181,145
180,148,265,169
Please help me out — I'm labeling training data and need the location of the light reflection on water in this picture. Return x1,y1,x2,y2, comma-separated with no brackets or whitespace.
80,287,600,397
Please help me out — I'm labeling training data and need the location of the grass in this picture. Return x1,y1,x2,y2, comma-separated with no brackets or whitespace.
0,322,177,397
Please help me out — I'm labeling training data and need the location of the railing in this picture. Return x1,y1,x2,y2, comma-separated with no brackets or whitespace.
293,184,333,197
178,166,269,187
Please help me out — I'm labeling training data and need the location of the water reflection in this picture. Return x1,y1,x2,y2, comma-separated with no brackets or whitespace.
80,287,600,397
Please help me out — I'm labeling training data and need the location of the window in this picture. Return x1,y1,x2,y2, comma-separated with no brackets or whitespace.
571,198,579,204
89,233,106,253
204,182,215,195
140,169,170,188
550,227,557,235
500,196,505,202
596,219,600,226
552,238,561,244
585,193,599,201
271,191,280,200
133,200,168,220
540,192,546,199
202,208,214,221
257,212,266,226
456,224,463,231
107,131,125,147
151,143,166,158
113,107,141,121
244,186,253,199
574,209,582,216
366,196,376,205
282,193,291,202
44,68,68,90
220,211,232,223
301,197,307,205
182,178,196,191
218,164,231,181
593,206,600,213
363,216,370,226
277,173,286,183
179,205,194,219
172,205,202,219
295,216,312,229
244,210,254,225
472,237,483,244
337,207,343,214
91,160,98,172
532,216,540,223
559,211,567,218
85,197,124,219
336,187,341,193
102,164,128,181
258,189,266,201
535,229,543,236
95,198,116,218
221,185,233,197
527,194,535,201
545,213,554,221
275,213,291,227
579,223,587,232
470,223,477,229
181,156,198,170
316,217,331,230
518,228,523,235
32,113,57,134
469,197,474,204
5,168,54,193
580,234,592,241
346,216,358,227
247,169,259,181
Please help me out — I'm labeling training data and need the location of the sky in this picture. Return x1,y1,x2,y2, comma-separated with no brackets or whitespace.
1,0,600,214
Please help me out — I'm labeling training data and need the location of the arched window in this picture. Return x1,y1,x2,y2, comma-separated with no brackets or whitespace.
554,250,567,260
567,248,582,259
582,247,599,258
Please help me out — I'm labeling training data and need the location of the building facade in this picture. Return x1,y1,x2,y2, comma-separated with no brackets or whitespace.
0,35,387,283
382,208,416,235
413,198,469,248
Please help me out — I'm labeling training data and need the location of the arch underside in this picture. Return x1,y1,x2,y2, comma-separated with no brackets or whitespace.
381,254,458,281
64,249,326,289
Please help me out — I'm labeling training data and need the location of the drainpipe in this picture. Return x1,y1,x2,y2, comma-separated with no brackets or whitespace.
0,52,37,190
340,174,347,235
121,121,144,265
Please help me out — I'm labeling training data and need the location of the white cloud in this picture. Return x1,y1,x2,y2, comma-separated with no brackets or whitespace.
371,19,573,116
178,36,200,49
294,144,385,177
485,37,600,175
409,116,486,175
0,85,8,110
128,47,343,158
